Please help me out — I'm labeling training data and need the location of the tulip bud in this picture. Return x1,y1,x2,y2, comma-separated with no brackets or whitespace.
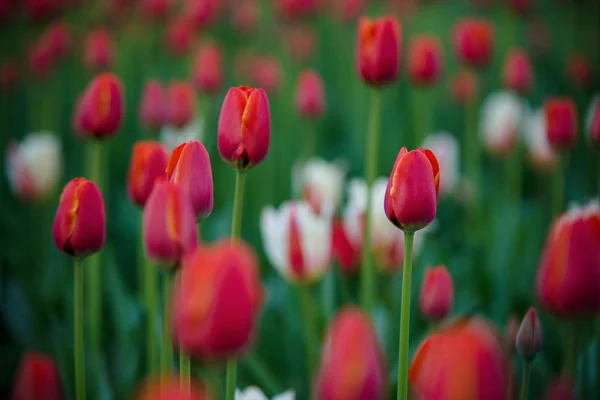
24,0,58,21
295,69,325,119
192,42,223,95
503,48,533,94
536,200,600,317
11,353,63,400
453,18,494,67
166,81,196,128
543,97,578,151
422,132,460,196
407,34,444,86
450,69,477,104
231,0,258,34
516,307,542,363
261,201,332,284
139,80,167,132
186,0,221,28
45,20,70,60
52,178,106,258
567,53,594,89
251,56,282,94
83,28,114,72
316,307,387,400
218,86,270,170
165,15,194,56
331,218,361,275
410,316,509,399
480,91,523,157
332,0,364,23
0,59,19,91
166,141,214,219
294,158,346,213
276,0,319,20
173,240,264,360
127,141,169,207
384,147,440,232
135,375,214,400
419,265,454,320
285,25,317,63
524,109,556,173
356,16,401,86
140,0,170,21
28,39,54,79
586,96,600,149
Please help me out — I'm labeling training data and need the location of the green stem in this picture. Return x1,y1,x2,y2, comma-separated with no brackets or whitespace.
465,86,481,235
142,213,158,374
180,351,191,395
360,88,382,312
299,284,317,394
225,358,237,400
242,354,284,395
552,153,566,218
74,258,86,400
301,120,317,162
161,273,173,374
396,231,414,400
564,324,578,378
412,87,431,149
520,362,530,400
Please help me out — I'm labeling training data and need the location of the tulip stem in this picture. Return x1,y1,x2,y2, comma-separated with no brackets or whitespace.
520,362,530,400
565,324,578,378
397,231,414,400
360,88,382,312
299,284,317,394
179,351,191,395
464,80,481,236
552,153,566,218
225,358,237,400
161,273,173,375
141,214,159,374
302,120,317,162
411,87,431,149
74,258,86,400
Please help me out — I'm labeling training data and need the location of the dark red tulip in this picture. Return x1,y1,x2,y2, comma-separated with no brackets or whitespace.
28,39,54,79
24,0,59,21
295,69,325,119
166,81,196,128
588,97,600,149
165,15,194,56
0,0,15,22
11,353,62,400
186,0,222,28
139,80,167,132
503,48,533,94
542,377,577,400
407,34,444,86
516,307,542,363
276,0,319,20
451,69,477,104
567,53,594,89
453,18,494,67
543,97,578,151
508,0,533,15
44,20,70,59
83,28,114,72
192,42,223,95
356,15,401,86
331,0,364,23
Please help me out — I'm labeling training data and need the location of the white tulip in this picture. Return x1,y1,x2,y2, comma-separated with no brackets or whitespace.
293,157,347,213
480,91,524,156
422,131,460,195
235,386,295,400
523,108,556,172
160,117,204,152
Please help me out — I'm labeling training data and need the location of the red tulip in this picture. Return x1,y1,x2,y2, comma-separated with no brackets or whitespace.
295,69,325,119
28,39,55,79
508,0,533,15
542,377,577,400
192,42,223,95
276,0,319,20
543,97,578,151
285,24,317,63
165,15,194,56
331,0,364,23
143,180,198,267
166,81,196,128
44,20,70,59
230,0,258,34
186,0,222,28
127,141,170,207
316,307,387,400
73,73,124,139
24,0,59,21
135,375,214,400
140,0,170,20
172,240,264,360
453,18,494,67
588,97,600,148
567,53,594,89
139,80,167,132
516,307,542,363
356,15,401,86
450,69,477,104
218,86,270,170
251,55,282,93
407,34,444,86
166,141,214,219
536,201,600,317
503,48,533,94
0,59,19,90
419,265,454,320
331,218,361,275
52,177,105,257
409,316,508,400
11,353,62,400
384,147,440,232
83,28,114,72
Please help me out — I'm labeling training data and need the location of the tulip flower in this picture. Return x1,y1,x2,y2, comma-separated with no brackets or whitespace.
479,91,523,157
536,200,600,317
422,132,460,196
192,42,223,95
524,108,556,173
28,38,54,79
187,0,222,28
356,16,401,86
172,240,264,360
543,97,578,151
567,53,594,89
231,0,258,34
261,201,332,284
0,59,19,90
11,353,62,400
516,307,542,363
503,48,533,95
409,316,509,400
294,69,325,119
235,387,295,400
419,265,454,321
160,118,203,151
407,34,444,86
6,132,62,203
331,218,361,275
73,73,124,139
218,86,270,170
508,0,532,15
450,69,477,104
251,56,281,94
315,307,387,400
140,0,170,20
24,0,58,21
166,81,196,128
276,0,319,20
284,25,317,63
453,18,494,67
44,20,70,59
542,377,577,400
127,141,169,207
332,0,364,23
166,140,214,219
139,80,167,132
294,158,346,214
586,96,600,148
143,180,198,266
165,15,194,56
135,375,214,400
83,28,114,72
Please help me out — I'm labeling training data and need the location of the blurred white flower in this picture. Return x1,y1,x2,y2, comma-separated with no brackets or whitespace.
261,200,333,284
6,131,63,202
422,131,460,195
523,108,556,173
479,91,523,157
235,386,295,400
159,117,204,152
292,157,347,213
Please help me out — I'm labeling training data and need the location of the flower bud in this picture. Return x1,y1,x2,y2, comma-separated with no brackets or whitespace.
52,178,106,258
127,141,169,207
165,15,194,56
567,53,593,89
587,96,600,149
331,218,361,275
294,158,346,213
276,0,319,20
356,16,401,86
251,56,282,94
192,42,223,95
316,307,387,400
384,147,440,232
419,265,454,320
503,48,533,94
166,81,196,128
135,375,214,400
139,80,167,132
218,86,270,170
295,69,325,119
450,69,477,104
285,25,317,63
453,18,494,67
143,180,198,267
231,0,258,35
11,353,63,400
407,34,444,86
186,0,221,28
83,28,114,72
422,132,460,196
516,306,542,363
480,91,523,157
173,240,264,360
543,97,578,151
140,0,170,21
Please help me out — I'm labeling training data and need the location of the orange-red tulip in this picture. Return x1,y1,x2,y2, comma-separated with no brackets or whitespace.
83,28,114,72
139,80,167,132
503,48,533,94
52,177,105,257
295,69,325,119
536,201,600,317
166,81,196,128
134,375,214,400
384,147,440,232
419,265,454,320
218,86,270,170
127,141,169,207
11,353,62,400
516,306,542,363
172,240,264,360
567,53,594,89
192,42,223,95
407,34,444,86
543,97,578,151
315,307,387,400
409,316,508,400
356,16,401,86
453,18,494,67
451,69,477,104
588,97,600,148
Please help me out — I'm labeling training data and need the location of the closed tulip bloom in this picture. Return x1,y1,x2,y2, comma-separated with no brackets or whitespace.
567,53,593,89
586,96,600,148
384,147,440,232
503,48,533,95
127,141,169,207
166,140,214,219
536,200,600,317
143,180,197,267
409,316,508,400
231,0,258,34
218,86,270,170
453,18,494,67
52,178,105,257
293,158,346,214
73,73,124,139
45,20,70,59
516,306,542,363
187,0,221,28
331,218,361,275
316,307,387,400
422,132,460,196
480,91,523,157
285,25,317,63
83,28,114,72
192,42,223,95
165,15,194,56
543,97,578,151
135,375,214,400
356,16,401,86
419,265,454,320
139,80,167,132
251,56,282,94
276,0,319,20
524,109,556,173
11,353,63,400
450,69,477,104
235,387,295,400
173,240,264,360
140,0,170,20
407,34,444,86
332,0,364,23
166,81,196,128
295,69,325,119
